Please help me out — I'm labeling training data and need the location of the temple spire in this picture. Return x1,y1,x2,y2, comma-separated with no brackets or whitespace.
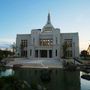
42,12,54,32
47,12,51,24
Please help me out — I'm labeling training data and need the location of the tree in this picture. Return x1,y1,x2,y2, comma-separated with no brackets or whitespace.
11,42,16,55
0,50,13,61
0,76,30,90
80,50,89,59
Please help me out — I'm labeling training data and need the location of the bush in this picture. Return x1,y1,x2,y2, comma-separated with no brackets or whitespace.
0,76,31,90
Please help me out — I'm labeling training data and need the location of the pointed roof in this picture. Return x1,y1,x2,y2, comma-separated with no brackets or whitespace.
42,13,54,32
47,12,51,24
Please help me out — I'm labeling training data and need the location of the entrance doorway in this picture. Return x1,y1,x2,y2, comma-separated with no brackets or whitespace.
40,50,47,57
49,50,52,58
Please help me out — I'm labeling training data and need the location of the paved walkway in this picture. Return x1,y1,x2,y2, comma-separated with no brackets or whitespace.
6,58,63,68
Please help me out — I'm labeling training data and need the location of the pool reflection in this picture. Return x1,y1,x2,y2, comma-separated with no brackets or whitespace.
14,68,80,90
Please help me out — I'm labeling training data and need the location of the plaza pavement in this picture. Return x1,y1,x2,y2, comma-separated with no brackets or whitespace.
5,58,63,68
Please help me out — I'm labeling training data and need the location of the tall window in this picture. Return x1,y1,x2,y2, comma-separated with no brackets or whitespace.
49,50,52,58
56,50,57,56
21,40,28,57
66,50,72,57
40,39,53,46
35,50,38,57
63,39,72,58
21,40,28,48
64,39,72,47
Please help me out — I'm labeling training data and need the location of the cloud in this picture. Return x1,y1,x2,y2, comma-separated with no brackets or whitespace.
0,38,15,44
0,38,15,49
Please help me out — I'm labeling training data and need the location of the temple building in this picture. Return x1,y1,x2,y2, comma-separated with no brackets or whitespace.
16,13,79,60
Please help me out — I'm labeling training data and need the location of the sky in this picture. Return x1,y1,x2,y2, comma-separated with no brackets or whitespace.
0,0,90,51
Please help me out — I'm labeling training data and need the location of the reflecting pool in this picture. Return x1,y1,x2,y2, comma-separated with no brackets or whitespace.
14,68,80,90
0,68,90,90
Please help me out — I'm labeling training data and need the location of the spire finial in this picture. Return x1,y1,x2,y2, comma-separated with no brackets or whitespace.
47,12,51,24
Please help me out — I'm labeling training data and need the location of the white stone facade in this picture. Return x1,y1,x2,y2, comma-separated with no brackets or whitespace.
16,13,79,60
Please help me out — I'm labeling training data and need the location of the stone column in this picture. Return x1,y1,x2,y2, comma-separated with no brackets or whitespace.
47,50,49,58
38,50,40,58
